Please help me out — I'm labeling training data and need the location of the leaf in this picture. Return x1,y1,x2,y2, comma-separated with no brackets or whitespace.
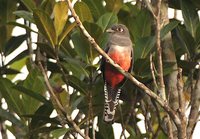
0,0,18,51
160,19,180,39
98,119,114,139
13,10,34,23
97,12,118,32
71,30,90,62
82,0,105,19
51,128,71,138
181,0,199,37
105,0,123,13
74,1,93,22
128,10,151,41
58,22,76,45
68,75,87,95
195,23,200,46
33,9,57,47
7,21,38,33
29,104,55,129
22,68,46,114
4,34,28,56
20,0,36,11
134,36,156,60
0,77,23,114
0,108,25,129
14,85,50,105
177,25,196,58
62,58,89,80
53,1,68,37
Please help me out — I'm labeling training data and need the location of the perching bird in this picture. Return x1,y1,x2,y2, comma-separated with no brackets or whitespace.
101,24,133,123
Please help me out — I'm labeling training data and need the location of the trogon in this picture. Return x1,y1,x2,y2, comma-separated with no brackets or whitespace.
101,24,133,123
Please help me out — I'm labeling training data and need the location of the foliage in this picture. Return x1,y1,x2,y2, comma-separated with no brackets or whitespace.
0,0,200,139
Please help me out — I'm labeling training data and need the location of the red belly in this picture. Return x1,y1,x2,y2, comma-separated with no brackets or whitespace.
105,52,131,88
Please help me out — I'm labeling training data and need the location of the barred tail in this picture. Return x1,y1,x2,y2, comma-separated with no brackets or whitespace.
103,82,121,123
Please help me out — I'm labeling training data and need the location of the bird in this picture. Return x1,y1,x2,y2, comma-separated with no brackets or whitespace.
100,24,133,123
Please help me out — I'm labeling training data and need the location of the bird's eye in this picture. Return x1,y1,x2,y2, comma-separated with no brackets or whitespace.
117,28,124,32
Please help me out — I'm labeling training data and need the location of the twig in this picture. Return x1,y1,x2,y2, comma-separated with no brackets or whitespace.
150,54,158,90
38,61,89,139
119,104,127,139
187,70,200,139
177,68,186,139
155,0,166,100
66,0,182,131
143,0,157,19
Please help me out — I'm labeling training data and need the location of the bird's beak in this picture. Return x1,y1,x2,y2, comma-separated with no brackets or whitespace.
106,28,114,33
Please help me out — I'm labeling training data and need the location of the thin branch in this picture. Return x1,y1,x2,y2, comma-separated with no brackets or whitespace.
38,61,89,139
143,0,157,19
150,54,158,90
177,68,187,139
155,0,166,100
187,70,200,139
66,0,181,130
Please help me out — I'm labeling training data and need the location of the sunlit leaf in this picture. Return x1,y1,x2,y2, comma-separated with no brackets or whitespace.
105,0,123,13
53,1,68,37
33,9,57,47
74,1,93,22
58,22,76,45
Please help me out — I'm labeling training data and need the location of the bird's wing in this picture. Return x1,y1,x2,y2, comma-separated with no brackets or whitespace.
100,46,110,80
128,46,134,73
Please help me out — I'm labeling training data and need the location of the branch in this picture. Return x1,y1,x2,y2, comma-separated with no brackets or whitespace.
38,61,89,139
187,70,200,139
155,0,166,100
66,0,181,130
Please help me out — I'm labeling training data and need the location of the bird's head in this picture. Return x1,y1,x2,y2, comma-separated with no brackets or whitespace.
106,24,130,37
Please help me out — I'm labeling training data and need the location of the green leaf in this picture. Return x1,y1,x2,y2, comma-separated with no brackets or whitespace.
20,0,36,11
53,1,68,37
0,108,25,129
13,10,34,23
74,1,93,22
105,0,123,13
14,85,50,105
29,104,55,129
82,0,105,19
134,36,155,60
7,21,38,33
128,10,151,41
195,23,200,46
22,68,46,114
62,58,89,80
177,25,196,58
98,119,114,139
181,0,199,37
71,30,90,62
0,0,18,50
33,9,57,47
4,34,28,56
0,77,23,114
51,128,70,138
160,20,180,39
68,76,87,95
58,22,76,46
97,12,118,32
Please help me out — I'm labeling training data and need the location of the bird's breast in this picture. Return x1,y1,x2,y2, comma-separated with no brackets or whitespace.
105,45,132,88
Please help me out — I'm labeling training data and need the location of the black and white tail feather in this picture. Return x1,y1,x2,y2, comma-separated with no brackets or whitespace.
103,82,121,123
